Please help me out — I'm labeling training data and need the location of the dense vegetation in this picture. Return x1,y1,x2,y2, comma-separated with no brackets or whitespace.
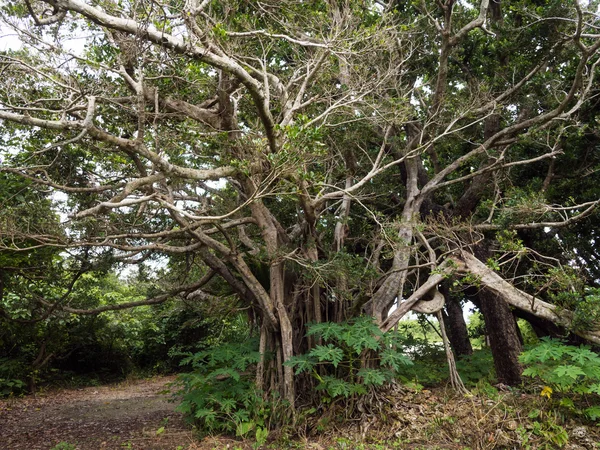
2,0,600,447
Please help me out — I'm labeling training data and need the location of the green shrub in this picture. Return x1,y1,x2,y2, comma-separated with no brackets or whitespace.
0,357,27,396
0,377,26,397
572,289,600,332
456,349,496,386
285,317,413,401
176,339,276,437
516,412,569,450
389,325,447,387
50,443,77,450
519,337,600,421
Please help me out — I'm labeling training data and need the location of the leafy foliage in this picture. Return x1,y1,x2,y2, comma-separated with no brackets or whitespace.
0,357,27,397
286,317,412,401
49,443,77,450
520,338,600,421
516,413,569,450
572,289,600,333
0,263,227,393
455,349,496,386
2,0,600,432
176,339,280,436
389,321,448,388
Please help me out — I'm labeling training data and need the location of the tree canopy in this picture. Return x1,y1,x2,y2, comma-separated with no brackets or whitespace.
2,0,600,407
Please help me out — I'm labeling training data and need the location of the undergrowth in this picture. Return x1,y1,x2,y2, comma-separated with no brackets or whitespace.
175,338,280,444
520,337,600,422
285,317,413,402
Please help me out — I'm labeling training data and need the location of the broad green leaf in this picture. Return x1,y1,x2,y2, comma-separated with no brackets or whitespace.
357,368,387,386
553,365,586,380
309,344,344,368
236,421,255,436
381,348,413,371
284,355,315,374
585,406,600,421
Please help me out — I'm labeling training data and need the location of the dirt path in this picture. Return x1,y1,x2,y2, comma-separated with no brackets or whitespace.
0,376,197,450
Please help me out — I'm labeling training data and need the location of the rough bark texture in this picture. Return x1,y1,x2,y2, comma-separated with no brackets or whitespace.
468,244,523,385
442,291,473,357
458,251,600,345
477,289,522,385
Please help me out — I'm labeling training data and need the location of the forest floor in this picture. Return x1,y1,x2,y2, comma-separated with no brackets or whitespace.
0,375,195,450
2,377,600,450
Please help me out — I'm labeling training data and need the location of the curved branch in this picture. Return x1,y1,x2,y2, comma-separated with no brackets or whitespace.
49,0,278,151
458,251,600,345
25,0,66,26
39,273,215,315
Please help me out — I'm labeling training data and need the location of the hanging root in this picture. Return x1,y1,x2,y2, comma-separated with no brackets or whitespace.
436,310,469,395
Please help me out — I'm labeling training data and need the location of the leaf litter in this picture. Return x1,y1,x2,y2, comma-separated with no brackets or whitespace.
2,378,599,449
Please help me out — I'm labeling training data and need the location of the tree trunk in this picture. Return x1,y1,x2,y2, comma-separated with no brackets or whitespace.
469,243,523,385
442,288,473,357
457,251,600,345
477,289,522,385
270,262,295,409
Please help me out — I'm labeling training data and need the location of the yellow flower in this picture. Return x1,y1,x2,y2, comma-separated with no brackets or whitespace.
541,386,553,398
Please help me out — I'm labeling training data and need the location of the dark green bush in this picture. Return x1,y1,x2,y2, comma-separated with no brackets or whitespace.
176,338,278,438
286,317,413,401
520,337,600,421
456,349,496,386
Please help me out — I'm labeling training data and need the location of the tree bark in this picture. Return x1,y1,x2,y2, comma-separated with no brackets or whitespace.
442,288,473,357
457,251,600,345
477,288,523,385
468,244,523,385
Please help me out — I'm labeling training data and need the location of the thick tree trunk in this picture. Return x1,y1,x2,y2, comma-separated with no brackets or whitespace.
477,290,522,385
469,243,523,385
442,290,473,357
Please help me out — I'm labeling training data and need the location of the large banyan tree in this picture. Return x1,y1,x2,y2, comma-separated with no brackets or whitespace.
2,0,600,406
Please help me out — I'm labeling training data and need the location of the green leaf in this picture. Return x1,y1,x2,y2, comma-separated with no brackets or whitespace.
255,426,269,445
318,376,351,398
522,367,540,377
558,397,574,409
306,322,343,341
585,406,600,421
309,344,344,368
553,365,586,380
194,408,216,421
219,398,236,414
565,347,599,365
587,383,600,395
357,368,387,386
519,338,566,364
380,348,413,371
348,383,367,396
284,355,315,374
208,368,241,382
236,421,255,436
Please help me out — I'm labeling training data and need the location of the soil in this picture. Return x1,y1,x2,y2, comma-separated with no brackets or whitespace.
2,378,600,450
0,376,196,450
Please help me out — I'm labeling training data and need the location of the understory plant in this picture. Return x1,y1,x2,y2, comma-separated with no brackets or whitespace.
517,409,569,450
176,338,278,441
285,317,413,403
456,349,496,386
519,337,600,421
0,357,27,397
